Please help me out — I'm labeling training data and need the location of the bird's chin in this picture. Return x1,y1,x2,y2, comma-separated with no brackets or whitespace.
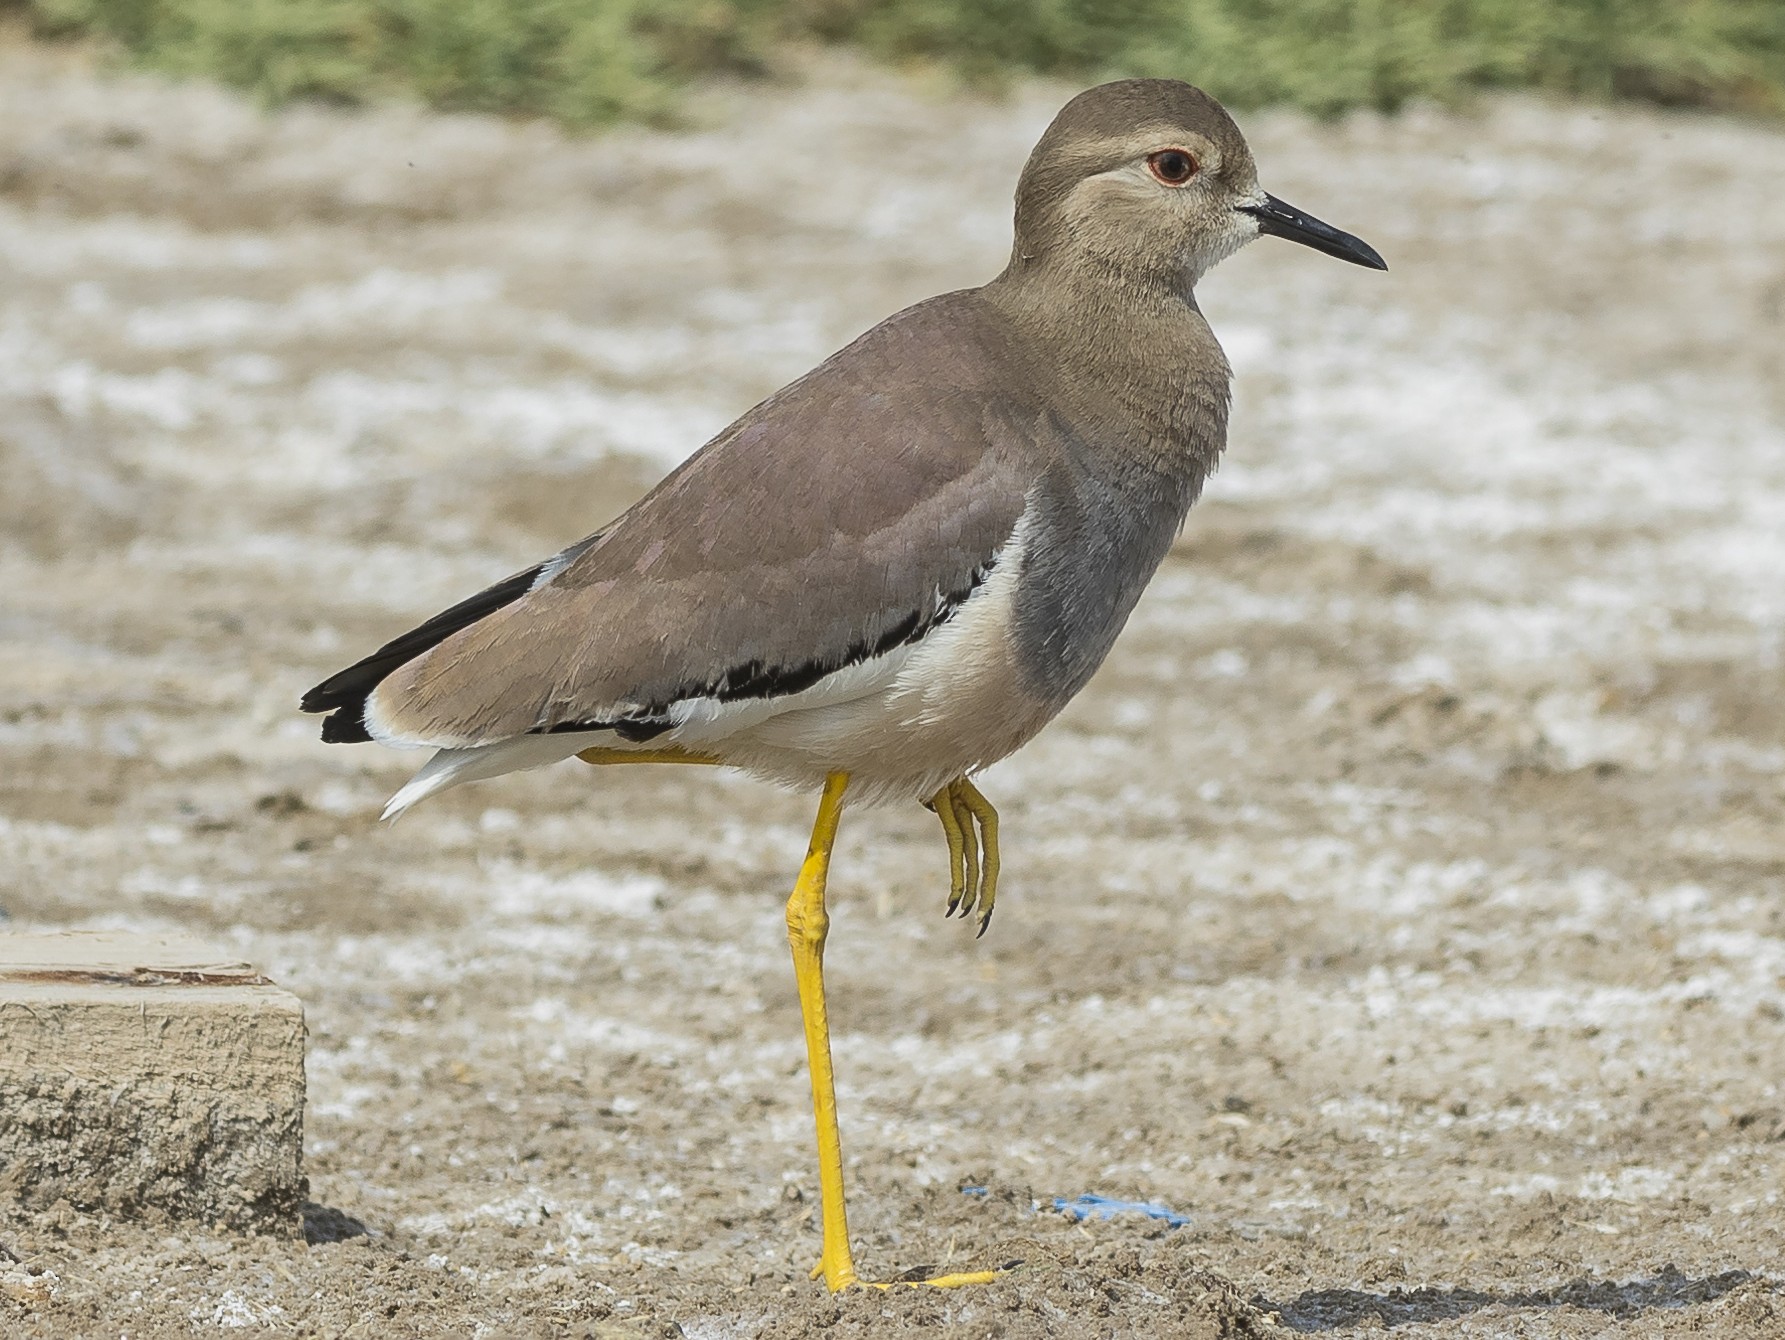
1180,227,1256,286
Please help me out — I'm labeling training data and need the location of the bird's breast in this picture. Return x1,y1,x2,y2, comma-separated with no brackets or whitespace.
1007,447,1197,707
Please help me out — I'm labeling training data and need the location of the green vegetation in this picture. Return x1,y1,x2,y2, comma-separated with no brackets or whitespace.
18,0,1785,126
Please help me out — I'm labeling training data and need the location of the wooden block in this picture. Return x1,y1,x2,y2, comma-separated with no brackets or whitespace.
0,931,305,1234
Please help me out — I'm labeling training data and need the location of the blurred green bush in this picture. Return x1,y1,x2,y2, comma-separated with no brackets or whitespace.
19,0,1785,125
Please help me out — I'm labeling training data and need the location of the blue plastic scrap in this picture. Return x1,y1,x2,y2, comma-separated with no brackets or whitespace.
1052,1193,1191,1229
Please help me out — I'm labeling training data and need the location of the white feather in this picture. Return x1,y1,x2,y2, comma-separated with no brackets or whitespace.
381,734,587,820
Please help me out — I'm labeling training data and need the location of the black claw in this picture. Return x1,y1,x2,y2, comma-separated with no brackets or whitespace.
945,896,961,918
976,908,994,938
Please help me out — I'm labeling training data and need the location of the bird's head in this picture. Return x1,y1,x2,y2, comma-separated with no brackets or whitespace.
1011,79,1385,292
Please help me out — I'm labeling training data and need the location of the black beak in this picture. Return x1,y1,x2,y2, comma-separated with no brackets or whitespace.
1239,193,1386,270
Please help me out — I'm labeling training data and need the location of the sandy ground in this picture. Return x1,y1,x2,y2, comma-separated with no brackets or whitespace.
3,29,1785,1339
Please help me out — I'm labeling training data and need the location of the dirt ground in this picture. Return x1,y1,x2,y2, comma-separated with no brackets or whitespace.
3,28,1785,1340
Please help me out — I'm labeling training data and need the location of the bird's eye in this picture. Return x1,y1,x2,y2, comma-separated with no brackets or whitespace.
1147,149,1198,186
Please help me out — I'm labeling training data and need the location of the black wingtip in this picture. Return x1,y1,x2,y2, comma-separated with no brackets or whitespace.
299,683,339,715
319,708,372,744
297,558,551,744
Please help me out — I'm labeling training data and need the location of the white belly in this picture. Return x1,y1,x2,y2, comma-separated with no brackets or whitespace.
705,530,1055,802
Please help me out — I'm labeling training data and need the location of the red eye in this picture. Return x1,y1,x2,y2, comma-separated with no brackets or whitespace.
1147,149,1198,186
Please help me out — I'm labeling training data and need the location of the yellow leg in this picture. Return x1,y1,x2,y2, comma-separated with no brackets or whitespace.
954,779,1001,937
949,786,980,920
577,745,720,766
788,773,859,1292
928,786,968,914
925,779,1003,937
789,774,1004,1293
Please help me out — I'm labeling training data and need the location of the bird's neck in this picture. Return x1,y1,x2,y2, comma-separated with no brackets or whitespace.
984,259,1231,484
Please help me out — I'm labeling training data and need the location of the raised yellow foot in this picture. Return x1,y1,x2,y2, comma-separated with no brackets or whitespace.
924,778,1001,936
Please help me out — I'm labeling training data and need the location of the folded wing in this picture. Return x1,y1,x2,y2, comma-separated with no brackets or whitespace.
301,293,1041,750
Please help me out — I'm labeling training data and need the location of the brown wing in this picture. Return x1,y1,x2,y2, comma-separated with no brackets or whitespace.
304,291,1043,748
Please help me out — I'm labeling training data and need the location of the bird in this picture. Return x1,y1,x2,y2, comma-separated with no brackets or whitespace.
301,77,1384,1292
